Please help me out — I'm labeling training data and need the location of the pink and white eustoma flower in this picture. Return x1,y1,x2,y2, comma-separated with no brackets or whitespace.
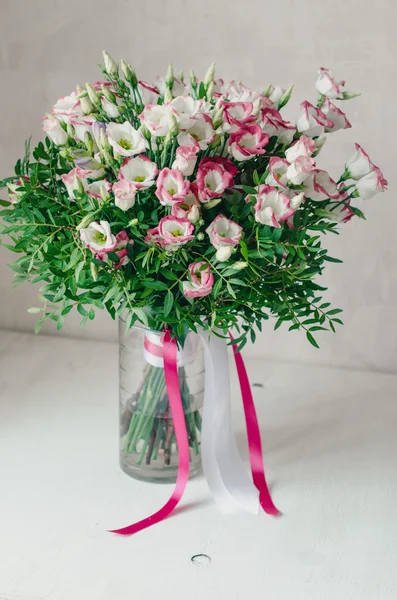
328,199,355,223
171,184,201,224
265,157,290,190
321,99,351,132
51,91,82,123
355,168,388,200
61,167,90,198
75,155,105,179
157,76,187,98
286,155,316,185
172,144,199,176
158,216,194,250
315,67,345,99
97,231,133,268
138,81,160,105
221,101,256,133
171,96,205,129
112,179,137,211
285,136,316,164
229,124,269,161
345,143,381,180
296,101,334,137
87,179,111,199
206,214,242,262
259,107,295,145
265,85,286,107
304,170,340,201
70,115,98,143
196,156,236,203
253,185,295,228
221,81,264,113
80,220,117,254
7,179,25,204
183,262,214,299
106,122,146,157
42,116,68,145
139,104,172,137
119,155,158,189
178,114,215,150
155,168,190,206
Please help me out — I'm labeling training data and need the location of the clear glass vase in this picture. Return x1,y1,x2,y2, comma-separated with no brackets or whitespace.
119,320,204,483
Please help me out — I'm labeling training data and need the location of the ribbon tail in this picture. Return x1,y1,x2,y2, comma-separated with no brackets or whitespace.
199,329,260,515
230,334,280,517
109,331,190,535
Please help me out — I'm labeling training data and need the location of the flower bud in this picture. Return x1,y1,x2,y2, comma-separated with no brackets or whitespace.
190,70,197,90
101,84,116,104
168,112,179,136
128,218,139,227
140,123,152,141
99,128,110,151
206,81,214,101
76,177,85,194
83,131,94,153
196,232,204,241
86,83,101,107
233,261,248,270
212,106,224,130
163,87,173,104
165,63,174,89
100,184,110,203
90,262,98,281
278,84,294,110
81,95,94,115
66,123,75,138
102,50,118,75
177,70,184,82
76,214,94,231
203,63,215,89
121,59,137,87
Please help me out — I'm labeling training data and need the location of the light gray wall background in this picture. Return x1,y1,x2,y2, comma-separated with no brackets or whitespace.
0,0,395,372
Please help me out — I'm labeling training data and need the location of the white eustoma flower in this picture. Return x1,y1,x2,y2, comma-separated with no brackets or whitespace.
355,168,388,200
106,122,146,157
42,116,68,145
139,104,172,137
253,185,294,228
112,180,137,211
171,96,204,129
177,114,215,150
119,155,158,189
51,91,82,123
315,67,345,99
70,115,97,143
80,220,117,253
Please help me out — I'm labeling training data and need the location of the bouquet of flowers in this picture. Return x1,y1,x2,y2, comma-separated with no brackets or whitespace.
0,52,387,348
0,52,387,534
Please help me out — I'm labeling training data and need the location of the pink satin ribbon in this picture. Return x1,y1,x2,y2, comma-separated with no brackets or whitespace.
109,331,190,536
230,334,280,516
110,330,279,536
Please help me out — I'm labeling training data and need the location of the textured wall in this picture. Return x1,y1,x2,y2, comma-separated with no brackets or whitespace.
0,0,396,372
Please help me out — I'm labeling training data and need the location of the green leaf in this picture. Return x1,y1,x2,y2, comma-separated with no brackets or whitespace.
326,308,343,315
306,331,319,349
164,290,173,317
213,278,222,299
34,318,45,335
323,255,343,264
240,239,249,261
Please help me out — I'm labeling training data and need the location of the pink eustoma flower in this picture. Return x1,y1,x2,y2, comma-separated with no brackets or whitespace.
253,185,295,228
183,262,214,299
296,101,334,137
158,216,194,250
229,124,269,161
155,168,190,206
315,67,345,99
321,99,351,132
196,157,236,203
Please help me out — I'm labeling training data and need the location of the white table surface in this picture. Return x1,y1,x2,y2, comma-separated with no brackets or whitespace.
0,330,396,600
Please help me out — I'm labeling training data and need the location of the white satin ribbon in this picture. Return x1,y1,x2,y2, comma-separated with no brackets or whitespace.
198,329,260,515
